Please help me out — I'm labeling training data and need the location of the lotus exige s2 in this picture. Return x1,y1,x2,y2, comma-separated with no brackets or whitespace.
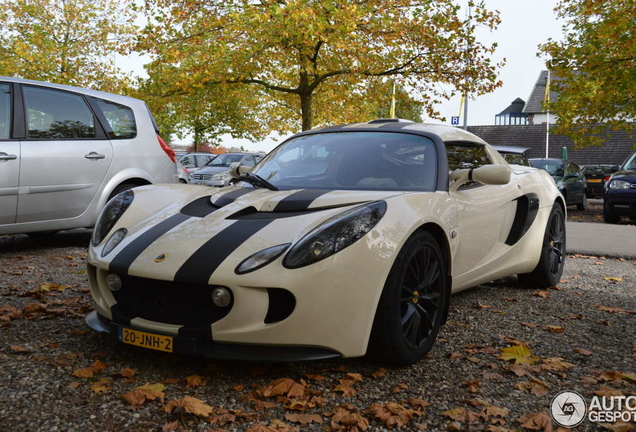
85,120,566,365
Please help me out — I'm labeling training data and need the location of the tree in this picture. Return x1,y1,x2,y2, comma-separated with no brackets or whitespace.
0,0,135,92
540,0,636,146
136,0,502,132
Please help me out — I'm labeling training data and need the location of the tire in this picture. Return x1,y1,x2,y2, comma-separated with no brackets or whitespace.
576,193,587,211
603,202,620,224
369,230,449,365
108,183,138,201
178,179,187,184
518,204,566,288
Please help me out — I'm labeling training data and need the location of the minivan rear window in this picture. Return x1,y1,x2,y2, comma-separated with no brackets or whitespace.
0,84,10,139
94,98,136,139
23,86,96,139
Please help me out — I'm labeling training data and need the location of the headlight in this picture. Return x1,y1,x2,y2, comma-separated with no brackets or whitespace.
213,172,229,180
92,189,134,246
283,201,387,269
608,179,631,190
102,228,128,257
235,244,290,274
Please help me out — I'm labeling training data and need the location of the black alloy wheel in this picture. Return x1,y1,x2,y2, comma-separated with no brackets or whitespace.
369,230,449,365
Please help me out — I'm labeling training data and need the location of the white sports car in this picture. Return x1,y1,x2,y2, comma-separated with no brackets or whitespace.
85,120,566,365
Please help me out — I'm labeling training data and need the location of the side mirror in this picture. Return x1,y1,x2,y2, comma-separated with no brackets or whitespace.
449,164,511,191
229,162,251,179
611,165,620,173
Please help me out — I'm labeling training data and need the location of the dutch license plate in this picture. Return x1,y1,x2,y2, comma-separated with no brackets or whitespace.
120,327,173,353
588,179,602,183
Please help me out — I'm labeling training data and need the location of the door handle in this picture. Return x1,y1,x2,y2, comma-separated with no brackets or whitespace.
85,152,106,160
0,153,17,161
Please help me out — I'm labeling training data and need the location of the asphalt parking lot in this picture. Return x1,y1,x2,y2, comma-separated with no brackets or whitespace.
0,230,634,431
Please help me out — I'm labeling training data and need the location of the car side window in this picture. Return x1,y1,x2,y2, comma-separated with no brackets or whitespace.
446,143,492,171
0,84,10,140
195,155,209,167
180,156,195,168
23,86,96,139
243,155,256,167
94,98,136,139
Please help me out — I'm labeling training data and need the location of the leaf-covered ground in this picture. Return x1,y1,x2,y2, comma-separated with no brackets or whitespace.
568,199,636,226
0,231,634,432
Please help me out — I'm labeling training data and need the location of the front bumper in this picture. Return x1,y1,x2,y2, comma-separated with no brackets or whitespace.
604,189,636,216
85,310,341,361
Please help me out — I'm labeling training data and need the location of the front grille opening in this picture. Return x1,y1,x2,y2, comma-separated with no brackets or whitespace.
265,288,296,324
112,275,232,326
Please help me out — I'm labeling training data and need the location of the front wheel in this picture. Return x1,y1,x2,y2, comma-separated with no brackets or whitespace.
518,203,566,288
369,230,449,365
576,193,587,211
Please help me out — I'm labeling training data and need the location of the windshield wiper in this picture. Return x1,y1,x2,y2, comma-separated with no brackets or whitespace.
237,172,279,191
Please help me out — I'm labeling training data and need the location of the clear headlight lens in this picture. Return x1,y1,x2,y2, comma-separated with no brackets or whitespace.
283,201,387,269
92,189,134,246
608,179,631,190
213,172,229,180
102,228,128,257
235,244,291,274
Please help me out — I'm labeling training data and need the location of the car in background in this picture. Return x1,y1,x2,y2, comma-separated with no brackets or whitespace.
603,152,636,223
582,165,614,198
177,152,216,180
492,145,531,166
190,152,261,187
529,158,587,210
0,76,177,236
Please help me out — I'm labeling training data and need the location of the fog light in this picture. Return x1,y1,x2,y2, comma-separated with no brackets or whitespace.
106,273,122,292
212,287,231,307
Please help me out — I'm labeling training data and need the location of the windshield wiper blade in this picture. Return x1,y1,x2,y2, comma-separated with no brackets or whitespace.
237,172,279,191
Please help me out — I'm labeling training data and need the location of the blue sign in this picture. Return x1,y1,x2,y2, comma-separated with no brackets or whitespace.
451,116,460,126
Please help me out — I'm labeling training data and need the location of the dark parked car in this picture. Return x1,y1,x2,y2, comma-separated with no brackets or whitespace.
529,158,587,210
492,146,531,166
582,165,614,198
603,152,636,223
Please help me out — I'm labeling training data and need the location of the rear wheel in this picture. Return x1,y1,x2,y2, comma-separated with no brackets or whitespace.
603,202,620,224
576,193,587,211
518,204,566,288
369,231,449,365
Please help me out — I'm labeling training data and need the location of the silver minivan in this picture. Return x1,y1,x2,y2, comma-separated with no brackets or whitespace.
0,77,177,235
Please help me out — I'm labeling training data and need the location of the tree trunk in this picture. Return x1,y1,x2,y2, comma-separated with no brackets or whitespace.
300,93,312,131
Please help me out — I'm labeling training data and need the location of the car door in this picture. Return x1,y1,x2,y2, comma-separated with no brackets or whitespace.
571,162,585,201
17,85,113,223
0,82,19,225
447,143,518,279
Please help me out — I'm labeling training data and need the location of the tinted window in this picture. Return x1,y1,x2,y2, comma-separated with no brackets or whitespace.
623,153,636,171
0,84,10,139
94,98,136,138
180,155,195,168
252,132,437,191
530,159,564,177
24,86,95,139
446,144,492,170
207,154,246,167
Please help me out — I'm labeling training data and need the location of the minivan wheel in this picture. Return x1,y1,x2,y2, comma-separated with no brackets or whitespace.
576,194,587,211
603,203,620,224
108,183,138,201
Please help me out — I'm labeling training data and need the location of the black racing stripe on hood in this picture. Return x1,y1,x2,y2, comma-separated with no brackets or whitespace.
180,196,218,218
212,187,254,207
273,189,331,212
174,219,272,285
109,213,190,274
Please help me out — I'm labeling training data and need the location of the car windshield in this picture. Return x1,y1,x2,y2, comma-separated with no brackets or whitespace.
622,153,636,171
582,165,612,175
205,154,244,167
530,160,564,177
250,132,437,191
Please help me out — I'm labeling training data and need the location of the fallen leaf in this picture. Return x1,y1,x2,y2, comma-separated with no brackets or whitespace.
330,405,369,431
371,368,386,379
449,352,463,360
521,322,539,329
442,407,483,424
68,381,81,390
284,413,323,425
476,302,493,309
498,345,538,365
391,383,408,394
532,291,549,298
164,396,214,417
545,325,564,333
596,305,635,314
9,345,32,353
162,421,179,432
515,378,550,397
516,412,553,431
604,277,622,282
185,374,206,388
303,374,327,381
573,348,592,356
368,402,419,429
111,367,136,379
121,383,165,406
485,406,509,417
233,384,244,392
90,378,110,394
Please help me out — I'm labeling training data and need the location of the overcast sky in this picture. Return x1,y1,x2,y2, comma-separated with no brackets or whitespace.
120,0,565,152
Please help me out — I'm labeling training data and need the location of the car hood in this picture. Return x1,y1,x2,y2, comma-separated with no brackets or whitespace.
96,186,406,282
193,166,231,175
612,170,636,182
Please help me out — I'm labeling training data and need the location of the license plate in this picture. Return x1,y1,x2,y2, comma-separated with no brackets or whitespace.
120,327,173,353
588,179,602,183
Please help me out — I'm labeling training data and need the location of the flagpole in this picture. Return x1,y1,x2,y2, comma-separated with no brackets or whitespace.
545,70,551,158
